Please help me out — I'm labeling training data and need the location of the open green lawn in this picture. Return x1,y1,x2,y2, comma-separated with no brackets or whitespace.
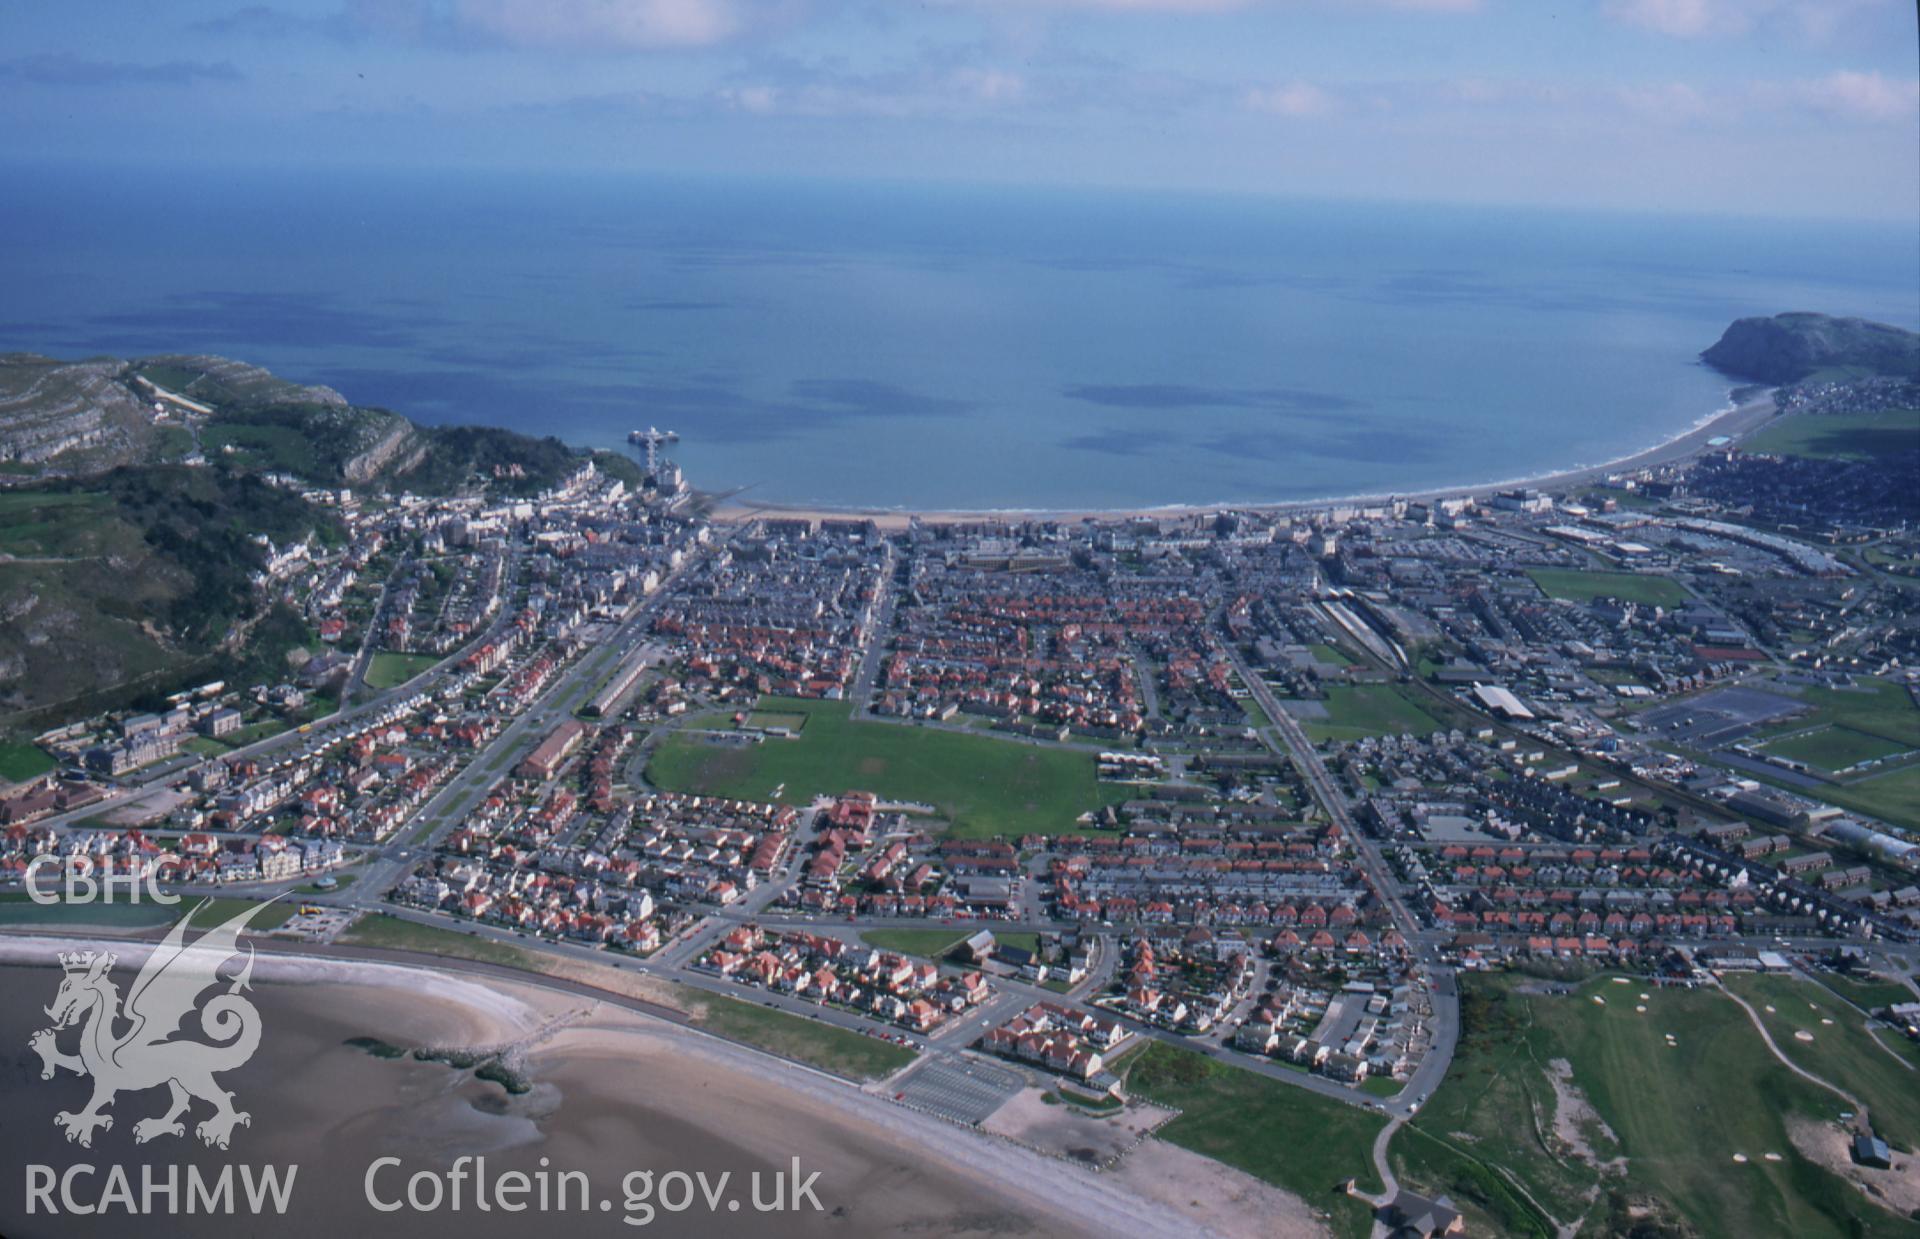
743,709,809,732
648,696,1127,838
1726,973,1920,1151
860,928,965,957
1310,642,1355,667
179,896,300,930
1743,679,1920,828
686,991,915,1081
1743,408,1920,463
341,912,548,967
0,892,299,932
364,651,439,690
1758,725,1911,772
1395,973,1909,1239
1798,763,1920,833
0,893,177,930
1762,678,1920,750
1814,970,1917,1015
1527,569,1690,608
1303,683,1445,744
860,928,1041,959
1127,1042,1386,1239
0,742,55,783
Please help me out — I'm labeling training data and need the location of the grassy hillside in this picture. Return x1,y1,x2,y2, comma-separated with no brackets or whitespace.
4,351,644,496
0,466,339,731
1392,972,1914,1239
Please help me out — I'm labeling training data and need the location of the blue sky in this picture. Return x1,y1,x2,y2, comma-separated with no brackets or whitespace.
3,0,1915,219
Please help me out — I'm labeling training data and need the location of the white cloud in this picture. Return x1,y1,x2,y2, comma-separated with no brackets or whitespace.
955,67,1027,103
951,0,1479,12
1787,70,1920,121
455,0,745,49
1242,80,1334,116
1603,0,1897,40
1605,0,1722,36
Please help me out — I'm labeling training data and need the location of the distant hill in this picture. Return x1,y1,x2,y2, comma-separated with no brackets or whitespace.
1701,313,1920,385
0,352,643,496
0,351,649,737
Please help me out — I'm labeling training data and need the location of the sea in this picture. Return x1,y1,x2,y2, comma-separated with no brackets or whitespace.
3,163,1916,511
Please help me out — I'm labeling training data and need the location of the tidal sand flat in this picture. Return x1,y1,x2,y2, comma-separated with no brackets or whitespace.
0,947,1234,1238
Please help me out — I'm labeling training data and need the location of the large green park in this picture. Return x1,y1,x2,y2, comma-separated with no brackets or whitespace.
647,696,1127,838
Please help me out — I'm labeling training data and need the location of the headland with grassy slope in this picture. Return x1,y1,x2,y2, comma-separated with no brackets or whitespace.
1390,970,1917,1239
1702,313,1920,386
647,695,1128,838
0,351,646,743
0,466,343,732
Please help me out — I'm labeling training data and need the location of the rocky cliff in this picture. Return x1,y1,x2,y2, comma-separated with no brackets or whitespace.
1702,313,1920,385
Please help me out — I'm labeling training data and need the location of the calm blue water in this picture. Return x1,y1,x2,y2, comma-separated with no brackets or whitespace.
4,165,1915,509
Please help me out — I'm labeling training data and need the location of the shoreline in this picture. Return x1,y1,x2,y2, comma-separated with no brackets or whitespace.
0,935,1301,1239
708,383,1777,528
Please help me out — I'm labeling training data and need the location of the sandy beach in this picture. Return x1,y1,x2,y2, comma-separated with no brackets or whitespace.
0,938,1308,1239
708,385,1777,528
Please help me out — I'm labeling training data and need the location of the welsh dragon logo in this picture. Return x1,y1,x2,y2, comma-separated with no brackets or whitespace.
29,900,272,1150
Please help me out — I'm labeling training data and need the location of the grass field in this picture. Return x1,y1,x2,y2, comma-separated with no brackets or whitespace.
0,892,300,932
687,991,915,1081
364,651,439,690
648,696,1127,838
1745,678,1920,828
1310,642,1355,667
0,897,177,930
744,709,809,732
1758,725,1911,772
1527,569,1689,608
1726,973,1920,1150
1302,684,1445,744
860,928,965,957
179,896,300,930
1126,1042,1386,1239
1813,764,1920,832
858,928,1040,959
1763,678,1920,750
1814,970,1917,1014
1743,408,1920,462
340,912,554,969
0,742,55,783
1394,973,1909,1239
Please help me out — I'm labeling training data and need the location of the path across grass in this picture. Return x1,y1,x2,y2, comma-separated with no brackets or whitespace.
1393,972,1912,1239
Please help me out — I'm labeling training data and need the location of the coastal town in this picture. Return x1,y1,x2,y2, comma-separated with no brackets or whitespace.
4,364,1919,1238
